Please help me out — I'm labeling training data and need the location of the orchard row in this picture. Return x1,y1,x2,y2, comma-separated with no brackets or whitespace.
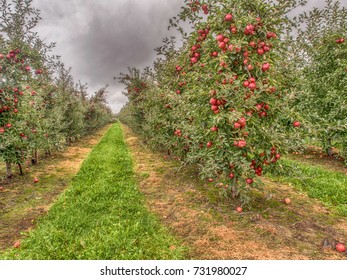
117,0,347,203
0,0,114,177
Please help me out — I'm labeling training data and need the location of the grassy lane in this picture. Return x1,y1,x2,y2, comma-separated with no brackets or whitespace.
268,158,347,216
1,122,185,260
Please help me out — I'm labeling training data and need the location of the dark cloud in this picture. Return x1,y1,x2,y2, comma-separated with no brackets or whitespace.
33,0,183,112
32,0,347,113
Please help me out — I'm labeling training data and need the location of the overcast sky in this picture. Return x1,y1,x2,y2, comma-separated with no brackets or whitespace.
31,0,346,113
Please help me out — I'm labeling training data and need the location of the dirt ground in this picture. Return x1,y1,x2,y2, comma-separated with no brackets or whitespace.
122,124,347,260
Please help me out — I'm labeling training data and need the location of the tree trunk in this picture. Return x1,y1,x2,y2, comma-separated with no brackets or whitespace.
32,149,38,164
17,163,23,175
327,138,333,157
6,162,13,178
35,149,38,163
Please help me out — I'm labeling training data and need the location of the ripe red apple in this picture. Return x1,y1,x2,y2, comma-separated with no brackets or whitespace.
236,207,242,213
190,57,198,63
13,240,21,248
211,106,219,112
0,127,4,133
218,41,226,49
208,178,213,182
209,98,217,105
206,141,213,148
262,62,270,72
266,32,277,39
257,48,264,55
216,34,224,42
224,14,233,21
5,123,12,128
293,121,301,127
248,82,256,91
33,177,39,183
235,139,247,148
263,45,270,52
245,178,253,184
0,186,4,191
336,243,346,252
234,122,241,129
210,126,218,132
229,173,235,179
284,198,291,204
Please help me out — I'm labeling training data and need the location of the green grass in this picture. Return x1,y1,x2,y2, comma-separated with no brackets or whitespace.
0,122,185,260
268,158,347,216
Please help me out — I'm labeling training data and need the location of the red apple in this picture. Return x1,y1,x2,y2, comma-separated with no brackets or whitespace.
209,98,217,105
248,82,256,91
33,177,39,183
234,122,241,129
262,62,270,72
216,34,224,42
206,141,213,148
236,207,243,213
224,14,233,21
245,178,253,184
257,48,264,55
218,41,226,49
284,198,291,204
236,140,247,148
211,105,219,111
13,240,21,248
336,243,346,252
293,121,301,127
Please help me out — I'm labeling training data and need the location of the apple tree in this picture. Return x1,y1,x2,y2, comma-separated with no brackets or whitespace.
118,0,305,204
291,0,347,160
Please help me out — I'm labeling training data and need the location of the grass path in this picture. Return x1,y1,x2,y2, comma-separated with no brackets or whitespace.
268,158,347,216
1,123,185,260
0,124,111,250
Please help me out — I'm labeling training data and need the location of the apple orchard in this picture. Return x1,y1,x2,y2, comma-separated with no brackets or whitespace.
117,0,347,204
0,0,113,178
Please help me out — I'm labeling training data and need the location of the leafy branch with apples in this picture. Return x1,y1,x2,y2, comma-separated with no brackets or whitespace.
118,0,306,205
0,0,114,178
